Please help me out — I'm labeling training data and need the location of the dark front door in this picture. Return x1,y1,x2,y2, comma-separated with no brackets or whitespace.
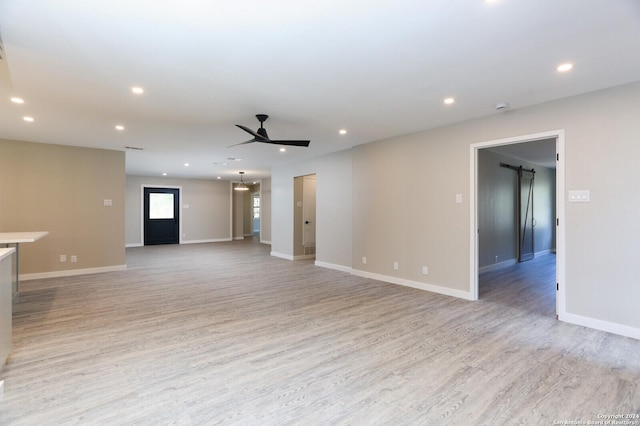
144,187,179,245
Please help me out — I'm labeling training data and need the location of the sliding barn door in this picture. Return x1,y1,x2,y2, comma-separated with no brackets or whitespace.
518,169,535,262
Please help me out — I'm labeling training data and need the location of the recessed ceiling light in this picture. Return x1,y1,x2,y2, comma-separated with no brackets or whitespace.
280,148,286,152
339,129,347,135
23,116,34,122
444,97,455,105
115,125,125,131
10,97,25,104
557,63,573,72
131,86,144,94
184,163,190,167
162,173,167,176
217,176,221,180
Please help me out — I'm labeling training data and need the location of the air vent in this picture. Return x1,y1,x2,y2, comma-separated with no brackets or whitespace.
124,146,144,151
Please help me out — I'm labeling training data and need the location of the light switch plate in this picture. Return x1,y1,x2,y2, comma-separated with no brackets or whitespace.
455,194,463,204
568,190,590,202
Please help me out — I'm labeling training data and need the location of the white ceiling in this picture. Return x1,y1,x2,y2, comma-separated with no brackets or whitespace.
1,1,639,181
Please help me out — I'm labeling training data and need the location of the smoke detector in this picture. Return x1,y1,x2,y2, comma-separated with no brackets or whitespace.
495,102,510,110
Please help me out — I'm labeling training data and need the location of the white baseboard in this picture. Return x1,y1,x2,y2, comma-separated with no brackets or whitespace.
271,252,316,261
260,239,271,245
233,236,244,241
128,238,234,248
271,251,294,260
277,256,471,300
479,258,517,274
293,255,315,260
478,250,555,273
21,264,127,281
315,261,352,274
352,269,474,301
559,312,640,340
182,238,232,244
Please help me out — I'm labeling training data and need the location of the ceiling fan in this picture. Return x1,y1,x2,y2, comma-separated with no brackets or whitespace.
230,114,310,147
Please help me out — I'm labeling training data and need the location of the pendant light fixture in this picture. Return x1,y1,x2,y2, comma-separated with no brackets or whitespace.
234,171,249,191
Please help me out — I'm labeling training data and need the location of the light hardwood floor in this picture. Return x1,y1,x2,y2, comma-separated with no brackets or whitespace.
1,239,638,425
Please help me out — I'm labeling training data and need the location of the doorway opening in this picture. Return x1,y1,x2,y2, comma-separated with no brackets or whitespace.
470,130,565,318
143,186,180,245
293,174,316,259
252,192,261,237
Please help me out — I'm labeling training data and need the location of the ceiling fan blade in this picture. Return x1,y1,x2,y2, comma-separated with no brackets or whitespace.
234,117,310,148
263,140,311,147
227,139,256,148
235,124,268,141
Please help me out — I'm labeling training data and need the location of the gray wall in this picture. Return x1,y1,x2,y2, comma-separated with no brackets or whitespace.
125,175,231,246
478,149,556,269
271,81,640,336
1,139,126,274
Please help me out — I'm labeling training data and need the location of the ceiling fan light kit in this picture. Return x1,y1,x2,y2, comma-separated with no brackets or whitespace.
230,114,311,148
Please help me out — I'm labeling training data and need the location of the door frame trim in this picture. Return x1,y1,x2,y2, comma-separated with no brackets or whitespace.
469,129,565,318
140,185,183,245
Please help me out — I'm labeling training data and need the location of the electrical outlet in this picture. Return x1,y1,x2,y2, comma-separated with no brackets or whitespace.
70,255,77,263
393,261,399,270
422,266,429,275
60,254,67,262
362,256,367,265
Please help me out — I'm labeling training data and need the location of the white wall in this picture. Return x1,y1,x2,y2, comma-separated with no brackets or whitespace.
271,81,640,338
125,175,231,246
271,149,352,269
